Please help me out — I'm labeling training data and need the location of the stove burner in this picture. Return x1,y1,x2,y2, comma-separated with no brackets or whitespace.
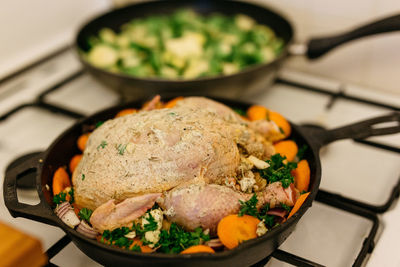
6,152,42,189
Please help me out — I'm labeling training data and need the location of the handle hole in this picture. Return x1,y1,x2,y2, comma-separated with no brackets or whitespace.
16,168,40,205
371,121,400,129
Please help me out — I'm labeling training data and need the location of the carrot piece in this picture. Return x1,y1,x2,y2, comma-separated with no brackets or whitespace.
69,154,82,173
129,238,153,253
181,245,215,254
269,110,291,137
274,140,298,162
247,105,268,121
217,214,260,249
291,160,311,192
115,108,137,118
52,167,71,196
164,96,184,108
77,133,90,152
72,203,80,217
287,192,311,219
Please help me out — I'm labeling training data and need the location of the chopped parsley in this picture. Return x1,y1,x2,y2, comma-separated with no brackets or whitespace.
258,154,297,188
101,227,132,248
97,140,108,150
131,212,158,237
53,189,74,204
130,244,142,252
81,174,85,181
280,203,292,212
279,127,284,134
296,144,308,161
78,208,93,223
95,121,104,128
238,194,281,229
117,144,127,155
156,223,210,254
238,194,258,217
234,108,246,116
53,192,66,204
168,112,177,116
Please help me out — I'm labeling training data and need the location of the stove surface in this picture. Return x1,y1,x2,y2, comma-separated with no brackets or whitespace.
0,49,399,267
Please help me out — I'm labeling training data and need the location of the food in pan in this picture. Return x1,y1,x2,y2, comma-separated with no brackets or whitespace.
51,96,310,254
83,9,284,79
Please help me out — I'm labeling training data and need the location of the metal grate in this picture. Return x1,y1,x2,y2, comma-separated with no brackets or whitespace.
2,64,398,267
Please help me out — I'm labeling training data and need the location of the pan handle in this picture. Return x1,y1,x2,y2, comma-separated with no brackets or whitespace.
308,112,400,148
301,14,400,59
3,152,58,226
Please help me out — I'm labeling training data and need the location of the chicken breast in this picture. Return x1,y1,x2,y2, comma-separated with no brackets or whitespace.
73,102,274,211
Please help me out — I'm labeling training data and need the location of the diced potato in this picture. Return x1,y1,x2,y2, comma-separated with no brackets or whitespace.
99,28,116,44
88,44,118,68
222,63,239,75
183,59,209,79
235,14,256,31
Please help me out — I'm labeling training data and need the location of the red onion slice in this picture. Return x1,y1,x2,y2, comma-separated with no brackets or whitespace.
77,220,98,239
266,208,287,218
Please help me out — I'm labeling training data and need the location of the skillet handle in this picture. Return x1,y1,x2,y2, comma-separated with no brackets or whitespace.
306,14,400,59
310,112,400,148
3,153,58,226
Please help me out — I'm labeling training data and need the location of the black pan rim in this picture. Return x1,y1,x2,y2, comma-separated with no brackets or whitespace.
74,0,294,84
36,96,321,261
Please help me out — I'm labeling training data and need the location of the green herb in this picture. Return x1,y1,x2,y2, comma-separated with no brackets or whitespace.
279,127,284,134
82,174,85,181
168,112,177,116
53,192,66,204
78,208,93,223
238,195,278,229
296,144,308,161
117,144,127,155
238,194,258,217
258,154,297,188
280,203,292,212
130,244,142,252
95,121,104,128
156,223,210,254
300,190,308,195
101,227,133,248
97,140,108,150
234,108,246,116
68,188,74,204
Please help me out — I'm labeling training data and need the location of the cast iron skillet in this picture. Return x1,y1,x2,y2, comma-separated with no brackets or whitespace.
75,0,400,100
3,97,400,266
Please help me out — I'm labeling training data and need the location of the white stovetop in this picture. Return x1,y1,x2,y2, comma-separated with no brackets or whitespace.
0,50,399,267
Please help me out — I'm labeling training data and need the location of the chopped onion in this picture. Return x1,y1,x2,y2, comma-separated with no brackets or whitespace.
205,238,224,250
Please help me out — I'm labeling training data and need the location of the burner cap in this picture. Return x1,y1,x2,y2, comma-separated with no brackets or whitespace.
6,152,42,189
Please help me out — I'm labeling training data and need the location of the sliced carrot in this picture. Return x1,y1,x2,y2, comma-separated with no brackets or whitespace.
217,214,260,249
291,160,311,192
52,167,71,196
69,154,82,173
72,203,80,217
274,140,298,162
247,105,268,121
287,192,311,219
181,245,215,254
77,133,90,152
269,110,291,137
164,96,184,108
115,108,137,118
129,238,153,253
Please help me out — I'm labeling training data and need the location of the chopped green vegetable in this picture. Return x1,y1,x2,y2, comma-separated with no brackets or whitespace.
101,227,133,248
234,108,246,116
95,121,104,128
81,174,85,181
84,9,284,80
156,223,210,254
258,154,297,188
78,208,93,223
238,194,258,217
117,144,127,155
280,203,292,212
53,192,67,205
68,188,74,204
130,244,142,252
97,140,108,150
296,144,308,161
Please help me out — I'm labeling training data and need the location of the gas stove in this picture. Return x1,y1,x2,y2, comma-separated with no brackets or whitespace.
0,48,399,267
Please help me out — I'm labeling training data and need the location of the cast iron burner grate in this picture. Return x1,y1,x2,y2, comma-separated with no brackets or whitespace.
1,64,399,266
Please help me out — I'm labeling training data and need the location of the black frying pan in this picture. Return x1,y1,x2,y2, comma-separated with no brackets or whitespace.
4,97,400,266
75,0,400,100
